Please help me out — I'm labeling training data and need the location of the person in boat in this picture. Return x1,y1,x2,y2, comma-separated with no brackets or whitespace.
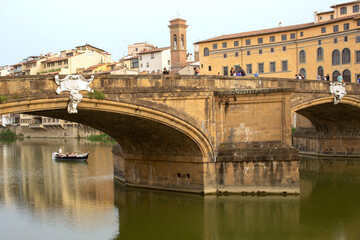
59,147,62,154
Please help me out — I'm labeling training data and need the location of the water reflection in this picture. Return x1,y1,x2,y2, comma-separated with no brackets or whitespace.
112,156,360,240
2,140,360,240
0,139,118,240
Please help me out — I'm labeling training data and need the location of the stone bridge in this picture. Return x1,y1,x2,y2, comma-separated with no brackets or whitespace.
0,75,359,194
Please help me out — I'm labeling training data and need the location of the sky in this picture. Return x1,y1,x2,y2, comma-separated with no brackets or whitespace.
0,0,345,66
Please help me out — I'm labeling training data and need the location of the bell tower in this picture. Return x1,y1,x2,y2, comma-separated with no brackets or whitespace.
168,18,188,72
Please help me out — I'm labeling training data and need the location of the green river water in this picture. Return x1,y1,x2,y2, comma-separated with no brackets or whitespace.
0,139,360,240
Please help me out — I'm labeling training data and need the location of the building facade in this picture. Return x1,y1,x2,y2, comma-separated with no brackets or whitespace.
196,1,360,82
138,47,171,73
128,42,155,56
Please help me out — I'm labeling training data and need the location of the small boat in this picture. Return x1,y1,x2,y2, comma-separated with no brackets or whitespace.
52,151,89,161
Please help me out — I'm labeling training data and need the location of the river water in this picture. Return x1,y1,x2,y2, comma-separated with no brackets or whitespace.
1,139,360,240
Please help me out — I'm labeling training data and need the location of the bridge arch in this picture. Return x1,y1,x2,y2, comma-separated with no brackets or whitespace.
292,96,360,155
0,98,214,161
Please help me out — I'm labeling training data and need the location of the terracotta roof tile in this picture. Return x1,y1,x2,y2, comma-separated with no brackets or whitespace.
137,47,170,55
196,14,359,44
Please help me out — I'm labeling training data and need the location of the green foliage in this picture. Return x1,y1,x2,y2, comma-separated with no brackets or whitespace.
291,127,297,134
0,129,23,143
0,95,8,104
37,68,61,75
88,89,105,100
87,134,115,143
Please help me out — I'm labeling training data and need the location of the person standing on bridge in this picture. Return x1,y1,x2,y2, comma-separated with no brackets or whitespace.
238,67,246,76
326,74,330,81
337,73,343,82
230,67,236,76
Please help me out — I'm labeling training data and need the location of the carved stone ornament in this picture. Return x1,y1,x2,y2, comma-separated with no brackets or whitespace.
54,75,94,113
329,82,347,105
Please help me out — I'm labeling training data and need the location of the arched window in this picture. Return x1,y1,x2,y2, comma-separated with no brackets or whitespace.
333,71,340,81
318,66,324,76
332,50,340,65
173,34,177,50
203,47,209,57
299,50,306,63
343,69,351,82
317,47,324,61
300,68,306,79
342,48,351,64
181,34,184,49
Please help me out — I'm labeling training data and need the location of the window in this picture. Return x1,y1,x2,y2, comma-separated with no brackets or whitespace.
344,36,348,42
140,56,142,60
246,39,251,45
332,50,340,65
318,40,322,45
333,25,339,32
318,66,324,76
343,70,351,82
223,66,229,76
235,52,239,57
234,41,239,47
299,50,306,63
270,62,276,72
281,34,287,41
258,38,263,44
356,36,360,43
270,48,274,53
334,38,338,44
258,63,264,73
222,42,227,48
173,34,177,49
181,34,184,49
259,49,262,55
151,53,154,59
223,53,227,58
333,71,340,81
317,47,324,61
358,21,360,26
44,64,46,68
321,27,326,33
340,6,347,15
246,64,252,74
282,60,288,71
247,51,250,56
354,5,359,13
344,23,349,30
213,44,217,49
342,48,351,64
146,62,149,67
132,58,139,68
290,33,296,39
331,15,334,20
208,66,212,71
270,36,275,42
204,47,209,56
283,46,286,52
356,51,360,63
300,32,304,37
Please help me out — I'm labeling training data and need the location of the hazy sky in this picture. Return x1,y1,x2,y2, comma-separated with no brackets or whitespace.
0,0,343,66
